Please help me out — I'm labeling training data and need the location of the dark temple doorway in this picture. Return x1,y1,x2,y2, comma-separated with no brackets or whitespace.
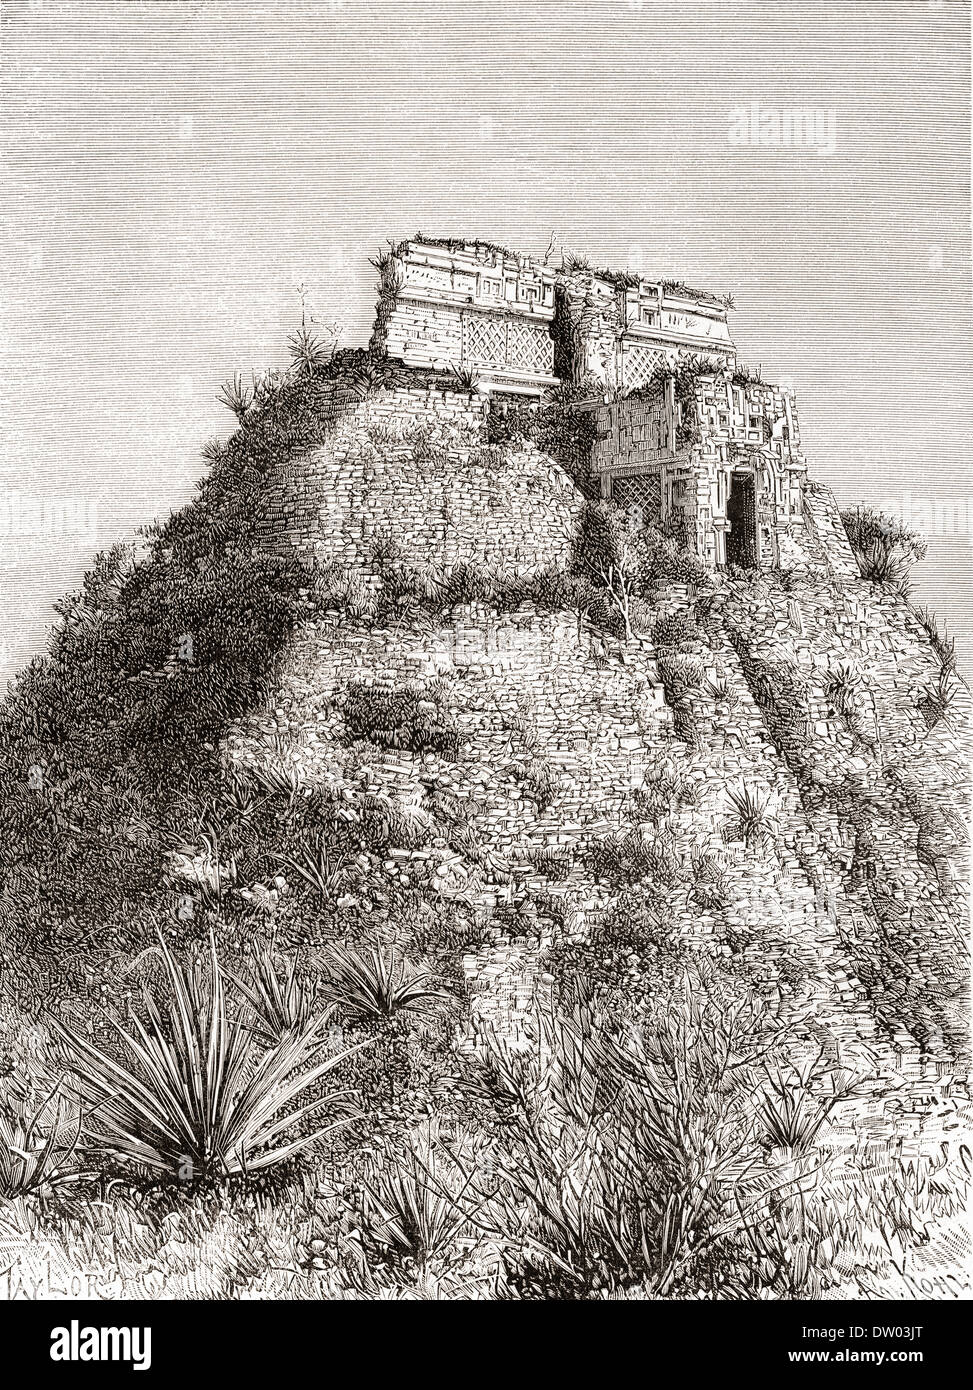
725,471,758,568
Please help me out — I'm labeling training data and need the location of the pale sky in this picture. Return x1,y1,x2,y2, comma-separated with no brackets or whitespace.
2,0,970,681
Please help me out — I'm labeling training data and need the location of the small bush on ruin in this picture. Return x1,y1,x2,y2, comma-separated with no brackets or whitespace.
652,608,702,651
841,506,926,592
914,606,957,672
516,755,561,813
342,681,460,758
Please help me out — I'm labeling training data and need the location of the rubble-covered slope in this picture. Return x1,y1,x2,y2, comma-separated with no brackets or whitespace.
0,365,967,1120
0,359,968,1303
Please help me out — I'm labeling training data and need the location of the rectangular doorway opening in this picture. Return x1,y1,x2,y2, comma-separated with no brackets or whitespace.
725,471,758,568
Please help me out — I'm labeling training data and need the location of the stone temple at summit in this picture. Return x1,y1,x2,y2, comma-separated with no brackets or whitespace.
370,236,808,571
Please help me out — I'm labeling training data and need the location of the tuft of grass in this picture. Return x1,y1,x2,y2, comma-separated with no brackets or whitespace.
50,933,368,1181
321,944,449,1025
351,1123,482,1270
756,1048,855,1156
724,784,777,849
216,371,254,423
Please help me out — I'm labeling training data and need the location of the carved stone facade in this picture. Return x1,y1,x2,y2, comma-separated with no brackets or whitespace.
371,239,558,394
370,239,735,396
590,372,806,569
370,237,805,569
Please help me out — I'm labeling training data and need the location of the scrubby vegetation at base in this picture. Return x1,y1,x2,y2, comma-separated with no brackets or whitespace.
0,963,968,1300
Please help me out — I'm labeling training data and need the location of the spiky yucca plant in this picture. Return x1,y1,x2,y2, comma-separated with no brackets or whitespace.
0,1082,87,1199
272,836,349,903
216,371,253,423
321,944,448,1025
229,943,323,1044
287,323,333,377
724,784,777,849
50,934,368,1181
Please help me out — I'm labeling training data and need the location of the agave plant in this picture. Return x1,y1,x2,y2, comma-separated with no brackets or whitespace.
449,363,481,395
825,662,862,720
287,323,333,377
0,1081,87,1199
320,944,448,1025
704,676,737,708
229,942,323,1044
857,540,910,589
250,761,303,806
50,934,369,1181
914,606,957,672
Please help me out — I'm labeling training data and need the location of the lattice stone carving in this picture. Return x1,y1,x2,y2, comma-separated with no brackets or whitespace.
612,474,662,522
462,312,553,375
507,319,555,374
463,312,506,366
622,343,664,391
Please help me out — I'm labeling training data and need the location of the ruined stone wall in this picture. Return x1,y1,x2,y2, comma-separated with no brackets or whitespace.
257,383,583,575
554,270,625,386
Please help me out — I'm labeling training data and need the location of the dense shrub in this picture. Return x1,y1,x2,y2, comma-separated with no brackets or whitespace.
569,499,625,582
840,505,926,566
472,982,770,1298
486,385,599,495
651,608,701,650
638,523,712,591
342,682,460,758
840,506,926,590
